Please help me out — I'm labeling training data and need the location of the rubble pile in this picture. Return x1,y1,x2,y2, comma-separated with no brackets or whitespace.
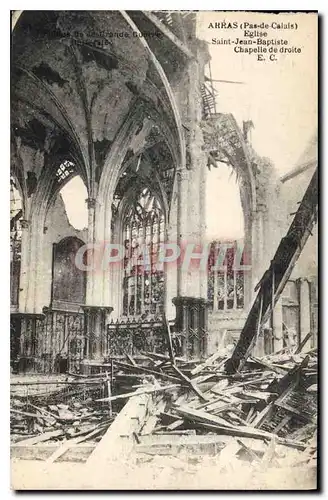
10,343,317,472
10,379,120,445
114,347,317,453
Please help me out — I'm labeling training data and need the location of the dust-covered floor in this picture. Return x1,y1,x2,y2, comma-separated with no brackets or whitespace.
11,449,317,490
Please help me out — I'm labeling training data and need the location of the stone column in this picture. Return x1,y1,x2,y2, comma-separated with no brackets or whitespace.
272,297,284,352
18,219,30,312
173,297,209,359
107,214,122,321
172,50,209,358
85,198,97,305
17,312,45,372
83,306,113,361
82,195,115,362
165,189,178,321
23,217,38,313
173,296,189,355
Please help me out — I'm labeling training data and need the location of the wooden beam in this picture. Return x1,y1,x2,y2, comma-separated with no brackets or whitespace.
13,429,64,446
86,392,151,467
190,348,224,376
46,424,108,464
142,11,194,59
174,404,235,429
172,365,209,402
96,384,178,403
225,168,318,373
114,360,181,383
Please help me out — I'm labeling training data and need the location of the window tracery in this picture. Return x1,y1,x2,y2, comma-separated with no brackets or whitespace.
122,188,165,319
207,241,245,311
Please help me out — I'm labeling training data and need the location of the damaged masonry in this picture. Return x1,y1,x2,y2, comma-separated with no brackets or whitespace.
11,11,318,490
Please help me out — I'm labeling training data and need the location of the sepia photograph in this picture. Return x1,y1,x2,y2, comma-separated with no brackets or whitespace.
10,10,318,490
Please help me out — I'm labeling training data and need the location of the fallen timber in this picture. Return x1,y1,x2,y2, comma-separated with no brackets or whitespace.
225,167,318,374
11,338,317,470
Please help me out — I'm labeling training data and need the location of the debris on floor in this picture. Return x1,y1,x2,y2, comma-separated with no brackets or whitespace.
10,344,317,475
10,374,119,449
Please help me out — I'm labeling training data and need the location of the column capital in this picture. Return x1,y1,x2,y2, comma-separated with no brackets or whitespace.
172,296,210,308
82,305,113,314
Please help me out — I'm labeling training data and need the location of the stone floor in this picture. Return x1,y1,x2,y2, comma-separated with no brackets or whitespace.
11,450,317,491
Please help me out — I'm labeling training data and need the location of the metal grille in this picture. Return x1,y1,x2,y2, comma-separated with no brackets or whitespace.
20,311,85,374
106,319,168,357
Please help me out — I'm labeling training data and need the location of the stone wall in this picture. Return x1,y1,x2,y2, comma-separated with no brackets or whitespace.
36,194,87,311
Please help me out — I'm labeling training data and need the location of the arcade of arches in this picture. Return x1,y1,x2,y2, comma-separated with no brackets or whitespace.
11,11,317,374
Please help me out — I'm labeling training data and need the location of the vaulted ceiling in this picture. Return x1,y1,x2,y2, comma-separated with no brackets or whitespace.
11,11,192,214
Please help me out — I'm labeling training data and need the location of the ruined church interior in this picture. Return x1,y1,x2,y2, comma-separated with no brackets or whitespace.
10,11,318,487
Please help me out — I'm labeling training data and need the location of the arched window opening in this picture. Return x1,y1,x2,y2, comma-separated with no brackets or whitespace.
206,165,246,312
60,175,88,230
122,188,165,319
10,176,23,307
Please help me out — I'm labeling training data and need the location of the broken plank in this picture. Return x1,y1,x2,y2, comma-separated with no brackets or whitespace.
174,405,235,429
136,434,229,456
195,396,225,410
46,423,109,464
87,392,151,466
295,331,313,354
11,409,40,419
140,399,166,436
166,419,184,431
139,351,187,364
249,356,289,375
13,429,64,446
125,353,137,366
201,401,242,414
140,415,159,436
193,373,219,385
246,407,256,424
190,348,225,376
114,360,181,383
154,429,196,436
186,420,306,450
250,403,275,429
272,414,292,434
96,383,178,402
172,365,209,402
235,390,272,402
